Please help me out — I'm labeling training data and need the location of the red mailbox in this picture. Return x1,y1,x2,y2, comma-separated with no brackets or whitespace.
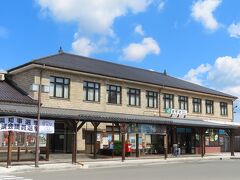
125,141,132,153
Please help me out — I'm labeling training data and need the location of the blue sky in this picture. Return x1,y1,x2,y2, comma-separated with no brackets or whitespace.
1,0,240,118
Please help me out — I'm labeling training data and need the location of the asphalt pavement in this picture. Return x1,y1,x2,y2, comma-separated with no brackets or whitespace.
8,159,240,180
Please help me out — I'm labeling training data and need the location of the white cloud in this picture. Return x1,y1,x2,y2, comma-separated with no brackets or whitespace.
36,0,152,36
36,0,153,56
134,24,145,36
122,37,160,62
157,0,165,12
228,22,240,38
208,55,240,88
0,26,8,38
71,36,109,56
72,37,96,56
183,64,211,85
183,54,240,120
184,54,240,90
191,0,221,31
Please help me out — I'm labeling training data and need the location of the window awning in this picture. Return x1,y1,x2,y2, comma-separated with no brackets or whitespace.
0,103,239,129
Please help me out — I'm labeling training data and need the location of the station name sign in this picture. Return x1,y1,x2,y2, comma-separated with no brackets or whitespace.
165,108,187,118
0,116,55,134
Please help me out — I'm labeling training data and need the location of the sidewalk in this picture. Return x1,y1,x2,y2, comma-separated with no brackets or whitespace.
1,153,239,174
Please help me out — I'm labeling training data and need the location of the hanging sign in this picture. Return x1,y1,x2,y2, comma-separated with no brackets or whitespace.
39,119,55,134
128,124,166,135
0,116,55,134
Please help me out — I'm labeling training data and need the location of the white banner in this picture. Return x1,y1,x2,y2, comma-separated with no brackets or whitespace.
0,116,55,134
39,120,55,134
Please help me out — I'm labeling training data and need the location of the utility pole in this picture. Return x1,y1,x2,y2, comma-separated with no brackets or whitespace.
35,68,43,167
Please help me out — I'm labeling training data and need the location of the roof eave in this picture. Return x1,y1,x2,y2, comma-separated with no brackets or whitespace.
7,61,237,100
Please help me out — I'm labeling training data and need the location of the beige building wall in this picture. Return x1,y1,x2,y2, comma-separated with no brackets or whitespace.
9,67,234,152
10,67,234,122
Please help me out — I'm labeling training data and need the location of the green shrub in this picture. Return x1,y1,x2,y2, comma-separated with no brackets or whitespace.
114,141,122,156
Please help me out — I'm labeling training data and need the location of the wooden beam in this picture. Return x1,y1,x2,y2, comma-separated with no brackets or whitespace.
77,121,85,132
120,123,127,162
72,122,77,164
172,126,177,144
17,147,20,162
7,131,12,168
46,134,50,161
230,129,235,156
200,128,205,158
91,122,100,127
91,122,100,159
164,134,168,160
112,123,115,158
136,133,139,157
122,132,126,162
136,124,140,157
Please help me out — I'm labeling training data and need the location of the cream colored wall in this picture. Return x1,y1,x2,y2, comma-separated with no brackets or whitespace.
11,68,234,122
159,89,233,122
77,122,108,152
32,68,160,116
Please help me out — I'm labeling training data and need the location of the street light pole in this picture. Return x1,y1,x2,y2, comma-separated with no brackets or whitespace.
35,69,43,167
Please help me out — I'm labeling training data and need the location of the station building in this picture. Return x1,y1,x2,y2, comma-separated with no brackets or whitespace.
0,52,239,163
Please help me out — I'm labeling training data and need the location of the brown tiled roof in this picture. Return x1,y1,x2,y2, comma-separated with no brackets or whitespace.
0,80,36,104
9,53,236,99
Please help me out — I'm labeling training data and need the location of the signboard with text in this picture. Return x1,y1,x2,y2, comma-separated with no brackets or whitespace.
165,108,187,118
0,116,55,134
128,124,166,135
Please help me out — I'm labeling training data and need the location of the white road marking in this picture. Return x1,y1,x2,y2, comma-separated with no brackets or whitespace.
0,175,32,180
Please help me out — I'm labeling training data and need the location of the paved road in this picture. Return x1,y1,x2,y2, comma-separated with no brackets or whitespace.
12,160,240,180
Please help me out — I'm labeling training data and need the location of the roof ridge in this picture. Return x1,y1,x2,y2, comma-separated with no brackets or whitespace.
7,52,237,99
57,52,166,76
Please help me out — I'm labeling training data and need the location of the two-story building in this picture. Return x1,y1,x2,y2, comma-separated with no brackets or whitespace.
0,52,239,163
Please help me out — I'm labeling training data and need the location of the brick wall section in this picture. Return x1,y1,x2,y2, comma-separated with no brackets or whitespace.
196,147,221,154
10,69,38,98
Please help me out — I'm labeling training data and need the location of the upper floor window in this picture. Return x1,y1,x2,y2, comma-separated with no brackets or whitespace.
193,98,201,113
163,94,174,109
128,88,140,106
206,100,214,114
179,96,188,110
50,76,70,99
83,81,100,102
107,85,121,104
146,91,158,108
220,102,228,116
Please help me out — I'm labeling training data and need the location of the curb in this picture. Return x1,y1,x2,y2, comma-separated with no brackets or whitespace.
0,156,236,174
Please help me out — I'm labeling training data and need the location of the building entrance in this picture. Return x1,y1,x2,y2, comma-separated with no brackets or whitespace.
177,128,195,154
50,122,72,153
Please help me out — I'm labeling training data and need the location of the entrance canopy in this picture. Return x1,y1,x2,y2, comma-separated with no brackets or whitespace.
0,103,239,129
